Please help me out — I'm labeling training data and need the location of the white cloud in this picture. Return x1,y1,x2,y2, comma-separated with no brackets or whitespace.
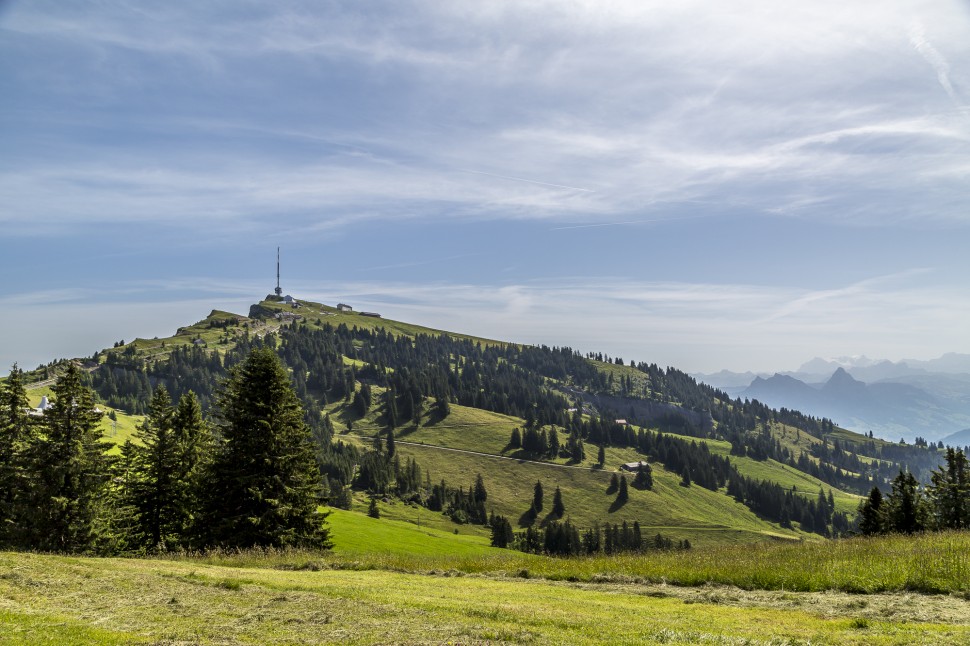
3,0,968,232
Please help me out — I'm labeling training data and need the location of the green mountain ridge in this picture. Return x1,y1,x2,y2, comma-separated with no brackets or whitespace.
16,296,948,547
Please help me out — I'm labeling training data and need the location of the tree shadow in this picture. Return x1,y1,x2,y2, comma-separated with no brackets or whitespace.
425,406,449,426
518,507,538,528
608,495,628,513
538,510,562,527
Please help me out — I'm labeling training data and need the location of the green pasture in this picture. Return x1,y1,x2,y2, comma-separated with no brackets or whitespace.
4,531,970,644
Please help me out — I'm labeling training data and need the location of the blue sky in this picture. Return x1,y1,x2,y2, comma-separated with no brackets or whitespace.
1,0,968,374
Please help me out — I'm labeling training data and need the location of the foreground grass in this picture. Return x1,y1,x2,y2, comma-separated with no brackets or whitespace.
2,550,969,645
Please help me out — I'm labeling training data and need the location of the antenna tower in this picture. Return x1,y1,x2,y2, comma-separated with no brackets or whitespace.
275,247,282,297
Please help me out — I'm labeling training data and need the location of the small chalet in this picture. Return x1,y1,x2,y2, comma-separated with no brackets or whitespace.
360,311,381,318
337,303,353,312
615,419,628,426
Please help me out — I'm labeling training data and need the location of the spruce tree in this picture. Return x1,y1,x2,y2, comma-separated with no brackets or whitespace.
597,444,606,466
130,386,178,550
473,473,488,504
885,470,926,534
172,391,211,538
435,394,450,417
928,448,970,530
633,462,653,490
0,365,32,546
201,348,330,549
617,475,629,503
128,388,211,550
25,364,109,552
532,480,544,513
552,486,565,518
858,487,884,536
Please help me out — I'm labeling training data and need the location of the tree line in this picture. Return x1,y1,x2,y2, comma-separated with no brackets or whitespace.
0,349,328,554
858,448,970,536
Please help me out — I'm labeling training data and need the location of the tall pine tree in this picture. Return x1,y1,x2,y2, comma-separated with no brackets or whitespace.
0,365,32,546
200,348,330,549
928,448,970,530
130,386,178,549
127,387,211,550
25,364,109,552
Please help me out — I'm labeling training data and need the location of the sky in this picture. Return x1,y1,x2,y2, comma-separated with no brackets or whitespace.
1,0,969,375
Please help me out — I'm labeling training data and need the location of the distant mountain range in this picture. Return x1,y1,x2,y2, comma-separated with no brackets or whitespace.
693,354,970,442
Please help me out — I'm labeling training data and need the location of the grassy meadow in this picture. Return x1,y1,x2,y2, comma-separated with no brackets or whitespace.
4,519,970,644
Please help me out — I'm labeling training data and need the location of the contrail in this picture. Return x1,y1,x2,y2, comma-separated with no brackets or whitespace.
909,22,959,103
459,169,594,192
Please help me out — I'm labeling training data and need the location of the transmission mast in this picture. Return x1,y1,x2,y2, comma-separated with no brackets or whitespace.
275,247,283,297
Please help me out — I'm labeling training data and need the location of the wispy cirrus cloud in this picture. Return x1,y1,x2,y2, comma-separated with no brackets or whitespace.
2,0,968,233
2,1,969,376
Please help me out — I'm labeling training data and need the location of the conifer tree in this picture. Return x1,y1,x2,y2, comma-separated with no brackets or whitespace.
598,444,606,466
633,462,653,490
617,475,629,503
412,397,422,427
24,364,108,552
130,386,178,549
172,391,210,532
532,480,544,513
548,427,560,457
473,473,488,504
552,486,565,518
435,394,450,417
385,389,399,429
200,348,330,549
352,389,368,417
489,514,514,548
127,387,211,550
858,487,884,536
928,448,970,530
386,428,396,458
0,365,32,546
368,495,380,519
884,470,926,534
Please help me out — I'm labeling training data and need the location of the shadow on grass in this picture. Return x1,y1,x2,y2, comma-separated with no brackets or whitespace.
518,507,538,528
608,495,628,513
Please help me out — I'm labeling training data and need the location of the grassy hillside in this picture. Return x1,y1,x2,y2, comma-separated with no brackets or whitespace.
332,397,859,545
16,295,941,552
397,442,802,546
